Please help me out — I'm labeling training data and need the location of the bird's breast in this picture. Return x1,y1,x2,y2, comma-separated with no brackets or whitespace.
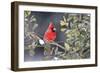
44,31,56,42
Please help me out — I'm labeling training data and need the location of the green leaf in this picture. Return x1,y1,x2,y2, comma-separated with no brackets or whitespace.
64,43,70,51
72,47,80,52
24,11,31,17
30,15,37,22
29,50,35,56
60,28,66,32
60,16,68,32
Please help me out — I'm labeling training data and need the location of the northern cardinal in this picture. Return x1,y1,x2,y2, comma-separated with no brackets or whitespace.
43,22,56,43
38,22,56,45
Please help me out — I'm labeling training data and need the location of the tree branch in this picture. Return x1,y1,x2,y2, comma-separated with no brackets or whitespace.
26,32,68,52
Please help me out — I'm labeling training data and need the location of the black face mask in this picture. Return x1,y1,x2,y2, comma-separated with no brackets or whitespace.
52,28,56,32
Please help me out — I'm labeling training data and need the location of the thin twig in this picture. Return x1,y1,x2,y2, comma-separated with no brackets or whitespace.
27,32,68,51
50,41,68,51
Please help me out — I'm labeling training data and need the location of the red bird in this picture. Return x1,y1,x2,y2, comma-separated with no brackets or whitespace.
43,22,56,43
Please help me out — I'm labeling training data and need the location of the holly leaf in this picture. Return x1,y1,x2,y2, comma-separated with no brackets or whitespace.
24,11,31,17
